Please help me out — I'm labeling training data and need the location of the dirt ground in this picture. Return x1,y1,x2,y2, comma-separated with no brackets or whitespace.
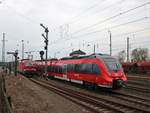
5,74,90,113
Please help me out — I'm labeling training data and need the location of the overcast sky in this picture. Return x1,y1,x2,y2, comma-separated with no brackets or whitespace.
0,0,150,61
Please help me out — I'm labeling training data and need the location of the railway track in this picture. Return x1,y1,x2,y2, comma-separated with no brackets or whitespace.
112,90,150,104
44,76,150,103
127,75,150,82
30,78,150,113
127,80,150,87
30,78,116,113
126,83,150,93
111,91,150,108
125,75,150,94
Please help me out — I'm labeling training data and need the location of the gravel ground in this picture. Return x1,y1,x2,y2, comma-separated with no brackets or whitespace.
0,74,2,113
126,73,150,77
0,101,1,113
5,75,90,113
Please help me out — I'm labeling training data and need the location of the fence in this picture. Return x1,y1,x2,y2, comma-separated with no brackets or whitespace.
0,73,12,113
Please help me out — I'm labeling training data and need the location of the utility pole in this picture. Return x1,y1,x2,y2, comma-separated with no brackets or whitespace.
2,33,6,62
21,40,24,59
93,44,96,54
127,37,130,62
108,30,112,56
40,23,49,76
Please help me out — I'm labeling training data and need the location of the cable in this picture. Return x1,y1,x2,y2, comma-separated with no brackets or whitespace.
71,17,150,38
1,1,56,29
83,27,150,45
112,27,150,38
2,4,40,25
88,26,150,44
68,0,125,25
72,1,150,35
66,0,107,24
0,0,5,4
81,7,148,33
50,35,150,56
50,26,150,46
48,0,125,31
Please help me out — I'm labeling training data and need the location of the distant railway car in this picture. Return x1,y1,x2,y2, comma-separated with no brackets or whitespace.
137,61,150,73
122,61,150,74
18,59,37,77
33,60,46,76
122,62,136,73
36,54,127,89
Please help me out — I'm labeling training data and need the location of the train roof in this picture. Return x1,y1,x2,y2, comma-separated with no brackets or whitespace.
34,58,58,62
60,53,111,60
20,59,30,61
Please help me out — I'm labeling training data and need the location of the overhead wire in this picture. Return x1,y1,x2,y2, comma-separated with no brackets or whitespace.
1,0,150,55
67,0,125,25
0,1,41,26
48,16,150,46
51,6,149,44
80,27,150,45
71,1,150,35
50,0,125,31
0,1,60,30
71,16,150,38
92,39,150,53
79,7,148,33
50,40,150,57
65,0,107,24
49,16,150,45
52,1,150,45
50,30,150,52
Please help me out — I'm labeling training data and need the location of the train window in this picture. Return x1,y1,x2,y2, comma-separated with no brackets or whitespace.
58,66,63,74
80,64,92,74
75,64,100,75
55,66,59,73
62,64,67,74
51,66,54,72
56,66,62,74
50,66,53,72
75,64,81,73
92,64,100,75
67,64,75,72
47,66,51,72
57,66,60,73
103,58,121,72
54,66,57,73
51,66,55,72
57,66,59,73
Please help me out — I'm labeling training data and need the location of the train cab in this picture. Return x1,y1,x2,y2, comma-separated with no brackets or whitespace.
96,54,127,89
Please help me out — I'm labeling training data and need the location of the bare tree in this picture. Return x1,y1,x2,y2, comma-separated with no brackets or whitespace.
131,48,148,61
118,50,126,63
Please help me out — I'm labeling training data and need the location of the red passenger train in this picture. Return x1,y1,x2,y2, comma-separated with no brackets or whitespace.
18,59,37,77
34,53,127,89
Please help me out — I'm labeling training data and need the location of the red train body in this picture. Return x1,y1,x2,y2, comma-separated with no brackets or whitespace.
18,59,37,77
122,61,150,74
34,54,127,89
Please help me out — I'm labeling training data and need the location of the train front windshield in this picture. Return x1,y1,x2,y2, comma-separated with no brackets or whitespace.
102,58,121,72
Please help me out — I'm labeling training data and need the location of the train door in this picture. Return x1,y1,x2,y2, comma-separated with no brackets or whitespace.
67,64,75,80
63,64,67,79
